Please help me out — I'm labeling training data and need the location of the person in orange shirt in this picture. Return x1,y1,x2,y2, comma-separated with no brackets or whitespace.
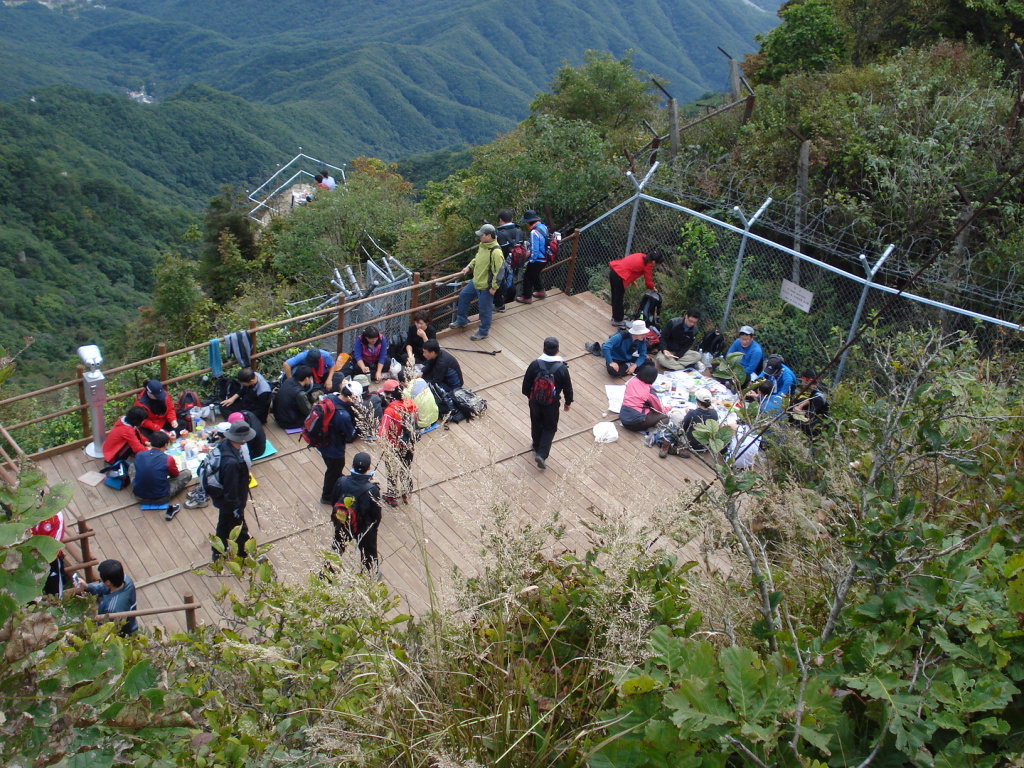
608,250,664,327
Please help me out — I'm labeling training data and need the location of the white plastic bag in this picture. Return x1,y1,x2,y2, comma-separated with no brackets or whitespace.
592,422,619,443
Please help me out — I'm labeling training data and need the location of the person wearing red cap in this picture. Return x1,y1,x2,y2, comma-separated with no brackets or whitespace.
376,379,417,506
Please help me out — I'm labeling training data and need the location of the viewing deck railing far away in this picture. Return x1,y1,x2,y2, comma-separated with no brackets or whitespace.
0,234,581,479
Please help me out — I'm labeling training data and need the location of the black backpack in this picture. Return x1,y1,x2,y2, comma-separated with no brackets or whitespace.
529,361,563,406
635,290,661,329
698,330,725,358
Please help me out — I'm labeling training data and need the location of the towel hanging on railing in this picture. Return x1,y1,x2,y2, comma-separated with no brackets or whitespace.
208,337,223,377
224,331,252,369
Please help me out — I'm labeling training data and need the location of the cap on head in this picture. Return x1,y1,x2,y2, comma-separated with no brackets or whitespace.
145,380,166,399
543,337,559,355
352,452,372,473
628,319,650,336
764,355,785,375
521,209,541,224
379,379,401,393
476,223,496,237
739,325,755,336
227,412,245,423
695,388,713,405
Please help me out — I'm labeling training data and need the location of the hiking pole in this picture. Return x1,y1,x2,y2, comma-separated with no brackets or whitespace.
443,346,502,356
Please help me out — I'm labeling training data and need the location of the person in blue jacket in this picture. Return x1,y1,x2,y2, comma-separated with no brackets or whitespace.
726,326,764,380
763,354,798,399
599,319,650,377
516,209,549,303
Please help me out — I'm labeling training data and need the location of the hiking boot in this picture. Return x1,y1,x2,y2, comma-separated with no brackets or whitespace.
585,342,602,356
676,448,691,459
515,297,532,305
469,332,488,341
184,493,209,509
534,453,546,470
610,318,627,328
319,496,332,505
401,493,411,504
659,441,671,459
382,494,399,507
533,291,546,299
494,305,506,313
164,504,181,521
448,321,467,330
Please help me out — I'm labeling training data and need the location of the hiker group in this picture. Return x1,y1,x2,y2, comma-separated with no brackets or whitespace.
92,205,827,589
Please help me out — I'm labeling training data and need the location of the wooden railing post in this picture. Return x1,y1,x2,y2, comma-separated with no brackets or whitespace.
75,365,90,440
78,521,98,583
248,319,258,368
157,343,168,383
410,272,420,314
184,592,197,631
427,284,437,323
564,232,581,296
335,298,346,356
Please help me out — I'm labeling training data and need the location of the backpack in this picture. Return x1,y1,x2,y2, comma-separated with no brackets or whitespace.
529,361,563,406
302,396,337,449
176,390,202,431
103,460,131,491
208,375,239,406
509,242,529,270
450,387,487,420
198,446,225,497
545,233,560,263
635,290,661,328
332,490,364,535
429,382,451,417
697,330,725,358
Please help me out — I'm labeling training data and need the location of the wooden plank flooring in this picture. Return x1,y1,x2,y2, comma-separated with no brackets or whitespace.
36,291,719,633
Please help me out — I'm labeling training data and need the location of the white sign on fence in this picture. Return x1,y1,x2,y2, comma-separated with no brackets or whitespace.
780,279,813,313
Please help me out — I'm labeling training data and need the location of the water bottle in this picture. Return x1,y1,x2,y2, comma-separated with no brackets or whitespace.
190,406,204,433
702,352,713,370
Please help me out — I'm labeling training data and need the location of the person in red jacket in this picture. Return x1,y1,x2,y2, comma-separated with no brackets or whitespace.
376,380,417,507
608,249,664,327
134,379,178,435
102,406,149,464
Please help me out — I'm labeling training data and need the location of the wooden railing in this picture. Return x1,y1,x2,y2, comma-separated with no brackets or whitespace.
0,233,580,464
101,592,202,632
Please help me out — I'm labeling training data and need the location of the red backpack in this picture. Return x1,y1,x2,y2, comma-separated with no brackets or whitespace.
509,242,529,270
301,397,337,448
529,361,562,406
544,233,560,263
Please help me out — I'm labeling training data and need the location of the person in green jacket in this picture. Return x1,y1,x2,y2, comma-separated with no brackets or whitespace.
450,223,505,341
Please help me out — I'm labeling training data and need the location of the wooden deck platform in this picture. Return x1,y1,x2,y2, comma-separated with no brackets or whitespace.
36,291,718,632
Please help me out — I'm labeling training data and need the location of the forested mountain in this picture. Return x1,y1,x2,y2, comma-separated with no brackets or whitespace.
0,0,781,160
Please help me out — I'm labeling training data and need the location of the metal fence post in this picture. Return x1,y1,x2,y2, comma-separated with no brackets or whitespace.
834,244,895,385
721,197,772,332
623,162,659,257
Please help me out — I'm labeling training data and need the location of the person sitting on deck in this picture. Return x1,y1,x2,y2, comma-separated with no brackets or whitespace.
72,559,138,636
656,310,702,371
273,365,314,429
618,363,669,432
134,380,178,436
219,368,272,423
395,310,437,366
283,348,342,393
598,320,651,378
130,431,192,520
103,406,149,464
346,326,389,383
419,340,463,392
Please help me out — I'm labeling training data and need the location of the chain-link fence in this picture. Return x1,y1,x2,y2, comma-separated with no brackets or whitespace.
573,191,1024,383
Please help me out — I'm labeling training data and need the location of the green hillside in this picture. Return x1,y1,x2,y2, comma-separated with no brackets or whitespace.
0,0,781,159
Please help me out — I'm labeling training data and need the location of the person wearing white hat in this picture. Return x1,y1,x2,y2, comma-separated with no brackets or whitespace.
726,326,764,379
599,319,652,377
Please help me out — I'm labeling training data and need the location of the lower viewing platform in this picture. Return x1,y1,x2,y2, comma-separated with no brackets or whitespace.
36,291,717,632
